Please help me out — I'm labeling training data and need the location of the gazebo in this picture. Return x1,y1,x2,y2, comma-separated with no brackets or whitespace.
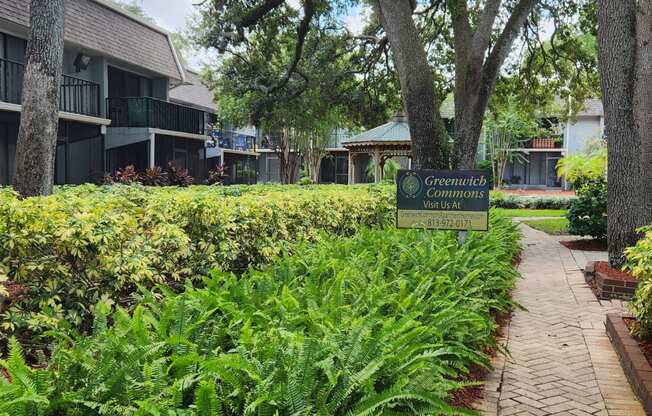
342,112,412,184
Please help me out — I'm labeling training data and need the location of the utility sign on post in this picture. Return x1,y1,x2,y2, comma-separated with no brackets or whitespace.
396,170,490,231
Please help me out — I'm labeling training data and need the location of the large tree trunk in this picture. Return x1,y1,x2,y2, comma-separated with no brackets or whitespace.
636,0,652,224
452,94,489,169
12,0,66,197
449,0,538,169
598,0,645,267
375,0,448,170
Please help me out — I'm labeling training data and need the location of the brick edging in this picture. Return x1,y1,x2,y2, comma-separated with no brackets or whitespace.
605,314,652,415
585,261,638,300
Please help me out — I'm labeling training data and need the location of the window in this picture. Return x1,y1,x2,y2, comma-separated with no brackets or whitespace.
1,118,104,185
225,153,257,184
107,140,149,174
154,135,207,181
320,156,335,183
108,66,152,98
0,112,19,185
56,122,104,184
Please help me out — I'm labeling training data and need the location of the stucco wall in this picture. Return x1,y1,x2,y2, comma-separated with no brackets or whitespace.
565,116,603,155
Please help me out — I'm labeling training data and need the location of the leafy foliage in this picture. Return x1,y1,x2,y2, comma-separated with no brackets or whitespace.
490,192,575,210
556,141,607,189
483,99,553,189
104,164,196,187
566,178,607,241
0,185,393,339
0,215,520,415
205,164,228,185
627,227,652,337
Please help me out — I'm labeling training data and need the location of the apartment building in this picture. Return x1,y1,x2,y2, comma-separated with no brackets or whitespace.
0,0,216,185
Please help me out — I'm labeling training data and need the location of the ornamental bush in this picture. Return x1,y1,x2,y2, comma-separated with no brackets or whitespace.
566,178,607,241
0,184,393,338
0,215,521,415
489,191,575,209
626,227,652,337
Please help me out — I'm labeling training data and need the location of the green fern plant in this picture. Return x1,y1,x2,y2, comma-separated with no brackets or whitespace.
0,214,520,415
0,337,51,416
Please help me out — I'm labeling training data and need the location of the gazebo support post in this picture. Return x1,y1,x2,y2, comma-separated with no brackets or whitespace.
373,149,382,183
379,155,387,183
348,152,353,184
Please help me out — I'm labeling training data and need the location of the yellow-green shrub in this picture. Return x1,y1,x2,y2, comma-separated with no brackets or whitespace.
0,184,393,336
626,226,652,336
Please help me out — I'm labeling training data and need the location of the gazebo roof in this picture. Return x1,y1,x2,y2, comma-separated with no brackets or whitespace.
342,112,411,146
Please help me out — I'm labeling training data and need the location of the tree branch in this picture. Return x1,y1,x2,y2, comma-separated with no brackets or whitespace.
482,0,539,90
447,0,472,62
469,0,501,66
233,0,285,28
269,0,315,94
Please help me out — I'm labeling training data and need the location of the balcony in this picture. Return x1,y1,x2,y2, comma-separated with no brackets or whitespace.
217,130,257,152
524,137,563,149
107,97,209,135
0,58,101,117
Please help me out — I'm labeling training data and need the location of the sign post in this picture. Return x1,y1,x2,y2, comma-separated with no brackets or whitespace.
396,170,490,238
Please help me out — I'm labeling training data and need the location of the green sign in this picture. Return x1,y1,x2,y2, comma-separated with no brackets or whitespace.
396,169,490,231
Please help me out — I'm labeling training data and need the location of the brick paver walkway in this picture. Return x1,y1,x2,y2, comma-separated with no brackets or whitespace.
475,224,645,416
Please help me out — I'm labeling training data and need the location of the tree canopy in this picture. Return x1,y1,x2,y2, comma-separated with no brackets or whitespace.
191,0,599,168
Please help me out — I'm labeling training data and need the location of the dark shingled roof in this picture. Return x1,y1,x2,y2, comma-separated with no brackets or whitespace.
577,99,603,117
0,0,184,80
343,112,411,145
169,69,216,114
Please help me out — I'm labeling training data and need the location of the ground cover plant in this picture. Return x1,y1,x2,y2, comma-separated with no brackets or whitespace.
522,218,569,235
0,184,393,341
0,214,521,415
493,208,566,218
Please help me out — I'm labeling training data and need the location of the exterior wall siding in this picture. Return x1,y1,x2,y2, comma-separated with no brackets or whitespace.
565,116,603,155
0,0,182,80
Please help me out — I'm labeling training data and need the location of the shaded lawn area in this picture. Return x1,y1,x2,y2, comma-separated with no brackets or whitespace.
493,208,567,218
522,218,569,235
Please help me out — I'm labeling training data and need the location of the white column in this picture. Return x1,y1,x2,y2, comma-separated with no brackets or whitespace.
149,132,156,168
348,151,353,185
373,149,381,183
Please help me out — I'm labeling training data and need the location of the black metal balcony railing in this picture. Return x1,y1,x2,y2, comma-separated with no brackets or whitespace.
107,97,208,135
60,74,101,117
218,130,256,151
0,58,101,117
0,58,23,105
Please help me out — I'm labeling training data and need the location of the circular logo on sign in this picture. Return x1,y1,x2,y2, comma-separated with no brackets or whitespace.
399,172,422,198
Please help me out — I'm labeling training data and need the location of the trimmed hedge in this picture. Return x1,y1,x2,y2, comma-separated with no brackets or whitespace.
0,215,521,415
490,191,576,210
0,184,393,336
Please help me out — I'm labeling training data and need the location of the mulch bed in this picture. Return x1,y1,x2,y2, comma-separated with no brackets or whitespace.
451,311,512,409
560,239,607,251
595,261,635,281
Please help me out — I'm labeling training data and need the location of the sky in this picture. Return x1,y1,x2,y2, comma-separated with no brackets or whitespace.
132,0,367,70
131,1,552,71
